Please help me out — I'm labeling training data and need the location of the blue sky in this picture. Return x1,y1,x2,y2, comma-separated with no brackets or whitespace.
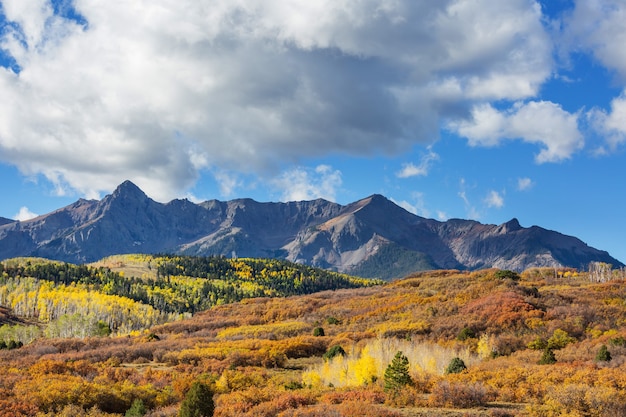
1,0,625,264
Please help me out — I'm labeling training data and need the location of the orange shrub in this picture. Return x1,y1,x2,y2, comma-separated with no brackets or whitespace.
320,388,386,405
0,400,38,417
428,381,491,408
246,392,316,417
463,291,543,333
335,401,402,417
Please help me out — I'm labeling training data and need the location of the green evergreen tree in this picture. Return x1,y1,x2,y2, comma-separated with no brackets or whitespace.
96,320,112,337
445,357,467,374
323,345,346,361
494,270,520,281
313,327,325,337
595,344,612,362
125,399,147,417
457,327,476,341
539,348,557,365
384,351,412,392
179,381,214,417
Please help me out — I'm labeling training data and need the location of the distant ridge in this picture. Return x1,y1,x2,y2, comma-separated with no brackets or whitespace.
0,217,14,226
0,181,621,279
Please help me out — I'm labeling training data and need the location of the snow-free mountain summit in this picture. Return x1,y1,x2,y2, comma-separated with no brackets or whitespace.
0,181,620,279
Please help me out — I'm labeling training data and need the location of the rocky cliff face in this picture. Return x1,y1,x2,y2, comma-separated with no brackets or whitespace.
0,181,621,279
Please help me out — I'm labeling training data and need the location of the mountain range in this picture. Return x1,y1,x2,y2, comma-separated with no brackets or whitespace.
0,180,621,279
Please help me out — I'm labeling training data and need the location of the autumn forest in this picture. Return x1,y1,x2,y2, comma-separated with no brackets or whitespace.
1,255,626,416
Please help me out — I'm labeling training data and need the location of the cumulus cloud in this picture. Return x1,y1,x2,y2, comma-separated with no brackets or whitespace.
588,92,626,150
561,1,626,151
517,177,534,191
396,149,439,178
563,0,626,82
0,0,554,200
14,206,37,221
451,101,584,163
485,190,504,209
271,165,342,202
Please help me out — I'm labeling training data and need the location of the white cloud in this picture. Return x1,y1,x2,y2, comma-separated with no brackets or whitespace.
0,0,53,52
396,149,439,178
436,211,448,221
485,190,505,209
213,170,242,198
589,91,626,149
0,0,554,200
272,165,342,202
517,177,534,191
14,206,38,221
394,200,418,215
563,1,626,82
392,192,430,217
451,101,584,163
561,1,626,153
458,178,480,220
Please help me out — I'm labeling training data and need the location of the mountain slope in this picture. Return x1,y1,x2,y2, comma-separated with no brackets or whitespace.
0,217,14,226
0,181,621,277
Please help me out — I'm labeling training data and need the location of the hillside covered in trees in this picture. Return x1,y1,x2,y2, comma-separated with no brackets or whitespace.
0,255,379,340
2,264,626,416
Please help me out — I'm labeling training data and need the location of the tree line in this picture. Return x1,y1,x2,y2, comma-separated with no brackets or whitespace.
0,255,380,340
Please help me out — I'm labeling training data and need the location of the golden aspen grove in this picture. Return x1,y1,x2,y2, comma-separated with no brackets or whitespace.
1,256,626,416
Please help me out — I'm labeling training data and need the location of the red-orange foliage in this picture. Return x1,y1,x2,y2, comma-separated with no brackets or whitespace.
0,400,38,417
320,388,386,405
428,381,491,408
3,267,626,416
462,291,543,332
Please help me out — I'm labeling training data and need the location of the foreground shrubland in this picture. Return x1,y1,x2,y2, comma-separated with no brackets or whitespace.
1,265,626,416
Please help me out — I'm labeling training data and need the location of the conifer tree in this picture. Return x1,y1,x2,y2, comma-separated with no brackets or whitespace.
313,327,325,337
179,381,214,417
323,345,346,361
445,357,467,374
384,351,412,392
539,348,557,365
595,344,612,362
125,399,146,417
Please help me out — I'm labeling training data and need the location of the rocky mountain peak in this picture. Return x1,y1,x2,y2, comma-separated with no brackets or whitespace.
111,180,148,200
0,181,622,277
499,218,522,233
347,194,410,217
98,180,152,214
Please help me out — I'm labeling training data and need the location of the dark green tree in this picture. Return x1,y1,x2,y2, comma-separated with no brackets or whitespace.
595,344,612,362
457,327,476,341
313,327,325,337
539,348,557,365
96,320,112,337
125,399,147,417
323,345,346,361
179,381,214,417
494,269,520,281
384,351,412,393
445,357,467,374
